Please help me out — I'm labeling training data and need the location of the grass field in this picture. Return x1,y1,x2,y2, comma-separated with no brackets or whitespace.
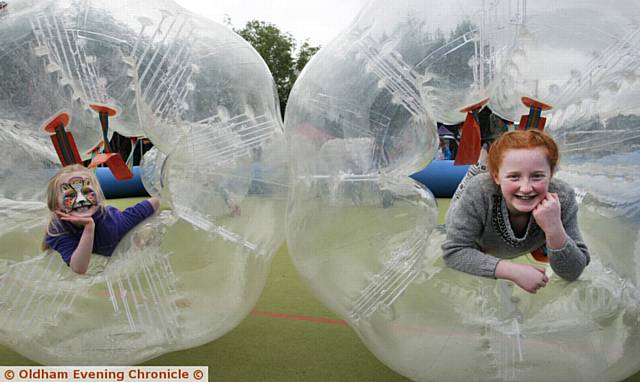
1,197,639,382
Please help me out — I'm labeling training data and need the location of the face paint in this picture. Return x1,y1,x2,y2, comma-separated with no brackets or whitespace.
60,176,98,214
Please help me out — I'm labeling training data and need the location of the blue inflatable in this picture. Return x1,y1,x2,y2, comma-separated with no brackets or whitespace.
410,160,469,198
97,161,467,199
96,166,149,198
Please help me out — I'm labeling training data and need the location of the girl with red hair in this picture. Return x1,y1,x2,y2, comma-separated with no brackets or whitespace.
442,129,589,293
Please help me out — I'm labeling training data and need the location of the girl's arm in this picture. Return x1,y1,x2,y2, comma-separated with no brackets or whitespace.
532,193,567,249
117,198,160,236
442,184,501,278
56,211,95,274
533,190,589,281
69,220,94,274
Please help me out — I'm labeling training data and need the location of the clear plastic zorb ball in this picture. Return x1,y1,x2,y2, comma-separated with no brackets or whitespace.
284,0,640,381
0,0,287,365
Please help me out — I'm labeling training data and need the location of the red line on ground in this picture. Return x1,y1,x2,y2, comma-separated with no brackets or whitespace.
251,310,347,326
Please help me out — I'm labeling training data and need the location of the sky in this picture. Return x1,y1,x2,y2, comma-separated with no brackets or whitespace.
173,0,369,48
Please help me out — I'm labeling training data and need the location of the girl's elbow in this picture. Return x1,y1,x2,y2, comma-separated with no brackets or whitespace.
552,260,587,282
442,253,455,268
71,264,88,274
69,255,89,274
558,270,581,282
442,250,462,270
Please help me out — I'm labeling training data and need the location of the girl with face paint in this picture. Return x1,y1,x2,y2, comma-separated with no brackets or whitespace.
442,130,590,293
43,165,160,274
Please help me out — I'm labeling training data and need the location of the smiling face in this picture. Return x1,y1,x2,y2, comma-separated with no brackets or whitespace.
493,147,552,216
59,172,100,217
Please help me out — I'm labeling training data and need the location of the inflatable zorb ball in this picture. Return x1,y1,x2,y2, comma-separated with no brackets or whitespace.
285,0,640,381
0,0,286,365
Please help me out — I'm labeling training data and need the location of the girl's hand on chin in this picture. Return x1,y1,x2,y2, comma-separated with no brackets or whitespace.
532,192,562,233
55,210,94,227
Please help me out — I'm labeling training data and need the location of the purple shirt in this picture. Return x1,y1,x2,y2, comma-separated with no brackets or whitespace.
46,200,155,265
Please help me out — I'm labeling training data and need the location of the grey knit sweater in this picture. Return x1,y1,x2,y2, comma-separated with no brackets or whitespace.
442,172,590,281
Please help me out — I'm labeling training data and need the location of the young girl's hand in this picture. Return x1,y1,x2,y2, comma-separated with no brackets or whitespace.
495,261,549,293
55,210,94,227
532,192,569,250
532,192,562,233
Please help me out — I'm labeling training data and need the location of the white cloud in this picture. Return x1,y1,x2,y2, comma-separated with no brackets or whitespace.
174,0,369,47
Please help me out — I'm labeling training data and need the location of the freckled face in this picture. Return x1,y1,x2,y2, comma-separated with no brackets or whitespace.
493,147,551,215
59,172,100,217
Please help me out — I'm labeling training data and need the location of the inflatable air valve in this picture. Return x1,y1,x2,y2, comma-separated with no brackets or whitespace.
42,111,83,166
87,103,133,181
454,98,489,166
519,96,552,131
89,103,118,153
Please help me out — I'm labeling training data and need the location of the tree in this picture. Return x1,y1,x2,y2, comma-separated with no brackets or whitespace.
235,20,320,116
295,40,320,74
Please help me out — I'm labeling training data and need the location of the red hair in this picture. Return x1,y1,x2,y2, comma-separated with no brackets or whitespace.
487,129,559,179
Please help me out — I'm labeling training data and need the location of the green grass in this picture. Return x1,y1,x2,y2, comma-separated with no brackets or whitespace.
1,197,639,382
